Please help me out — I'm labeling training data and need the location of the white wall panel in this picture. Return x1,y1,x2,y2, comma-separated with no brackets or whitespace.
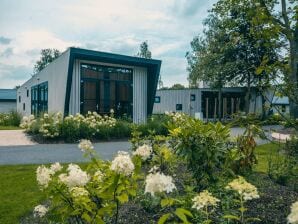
133,67,147,123
17,49,70,116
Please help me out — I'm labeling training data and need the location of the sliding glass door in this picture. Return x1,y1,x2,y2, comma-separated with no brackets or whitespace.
80,64,133,118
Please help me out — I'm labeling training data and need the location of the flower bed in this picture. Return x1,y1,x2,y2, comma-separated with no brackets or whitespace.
25,113,298,223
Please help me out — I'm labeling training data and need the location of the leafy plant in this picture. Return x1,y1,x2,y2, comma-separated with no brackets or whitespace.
168,115,230,188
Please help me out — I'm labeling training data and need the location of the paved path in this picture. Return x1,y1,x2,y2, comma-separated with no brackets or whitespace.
0,125,281,165
0,130,35,146
0,142,131,165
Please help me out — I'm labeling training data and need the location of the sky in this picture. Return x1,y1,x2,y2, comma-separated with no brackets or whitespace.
0,0,217,88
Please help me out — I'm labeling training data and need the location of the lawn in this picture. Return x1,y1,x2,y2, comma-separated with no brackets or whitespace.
0,125,21,130
253,142,280,173
0,164,45,224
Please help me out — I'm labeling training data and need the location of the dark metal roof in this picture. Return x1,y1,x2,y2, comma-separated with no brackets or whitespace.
64,47,162,116
0,89,16,101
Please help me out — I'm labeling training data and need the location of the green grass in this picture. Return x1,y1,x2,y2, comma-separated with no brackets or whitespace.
0,164,45,224
254,143,281,173
0,125,22,130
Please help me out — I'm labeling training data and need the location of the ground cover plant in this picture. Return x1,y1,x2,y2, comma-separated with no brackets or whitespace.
14,113,297,223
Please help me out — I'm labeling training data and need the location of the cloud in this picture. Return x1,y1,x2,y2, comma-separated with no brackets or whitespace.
0,0,218,88
0,47,13,57
0,36,11,45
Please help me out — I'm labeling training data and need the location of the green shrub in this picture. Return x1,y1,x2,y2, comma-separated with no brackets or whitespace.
167,114,231,188
0,111,22,126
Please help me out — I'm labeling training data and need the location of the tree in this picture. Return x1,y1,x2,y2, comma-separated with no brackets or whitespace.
170,83,186,89
187,2,278,118
212,0,279,116
252,0,298,118
33,49,61,74
136,41,152,59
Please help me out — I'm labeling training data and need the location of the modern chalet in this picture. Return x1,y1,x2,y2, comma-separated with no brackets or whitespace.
17,47,161,123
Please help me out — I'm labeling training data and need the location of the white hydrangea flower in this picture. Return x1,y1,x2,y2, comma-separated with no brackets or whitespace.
192,190,220,211
288,201,298,224
145,172,176,196
33,204,48,218
70,187,89,198
226,176,259,201
133,144,152,160
93,170,104,181
110,151,135,176
59,164,90,188
50,162,62,173
36,165,54,188
78,139,94,153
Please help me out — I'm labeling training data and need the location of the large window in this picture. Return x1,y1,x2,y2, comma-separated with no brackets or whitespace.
31,82,48,116
80,63,133,118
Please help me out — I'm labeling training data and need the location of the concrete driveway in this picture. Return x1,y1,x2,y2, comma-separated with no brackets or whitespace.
0,125,281,165
0,130,35,146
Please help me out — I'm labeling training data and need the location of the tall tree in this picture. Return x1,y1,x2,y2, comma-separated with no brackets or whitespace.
252,0,298,118
137,41,152,59
187,2,278,117
34,48,61,74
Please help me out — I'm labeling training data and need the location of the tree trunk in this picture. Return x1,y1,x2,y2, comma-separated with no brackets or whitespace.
289,32,298,118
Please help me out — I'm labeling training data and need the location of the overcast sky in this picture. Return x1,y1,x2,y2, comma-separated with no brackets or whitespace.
0,0,217,88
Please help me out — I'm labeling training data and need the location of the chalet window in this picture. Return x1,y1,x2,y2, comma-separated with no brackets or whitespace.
18,96,21,103
31,82,48,116
23,103,25,111
27,89,29,97
155,96,161,103
176,104,182,111
190,94,196,101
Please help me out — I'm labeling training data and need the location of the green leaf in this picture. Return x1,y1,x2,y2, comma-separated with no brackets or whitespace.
161,198,175,207
174,208,193,224
82,212,92,223
246,217,262,222
223,215,240,221
117,193,129,203
158,213,171,224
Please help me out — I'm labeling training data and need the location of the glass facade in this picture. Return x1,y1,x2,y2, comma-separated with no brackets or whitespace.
31,82,48,116
80,63,133,117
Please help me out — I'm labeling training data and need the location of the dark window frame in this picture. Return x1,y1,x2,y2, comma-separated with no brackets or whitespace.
190,94,196,101
18,95,21,103
176,104,182,111
31,81,48,116
27,89,29,97
155,96,161,103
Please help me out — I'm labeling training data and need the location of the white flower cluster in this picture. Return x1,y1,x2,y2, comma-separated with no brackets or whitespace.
145,172,176,196
110,151,135,176
39,113,62,138
165,111,187,123
36,163,62,188
133,144,152,160
192,190,220,211
59,164,90,188
78,139,94,153
70,186,89,198
33,204,48,218
20,115,36,131
288,201,298,224
226,176,259,201
93,170,104,182
64,111,116,134
0,113,10,125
